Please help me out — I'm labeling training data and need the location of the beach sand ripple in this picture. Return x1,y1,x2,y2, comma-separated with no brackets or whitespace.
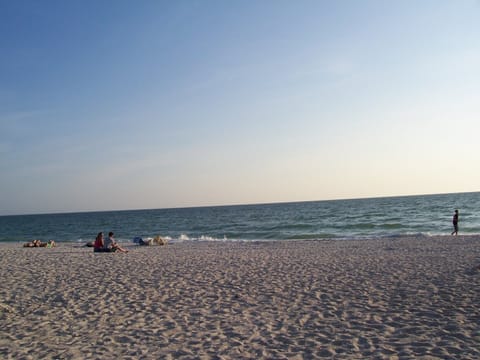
0,236,479,359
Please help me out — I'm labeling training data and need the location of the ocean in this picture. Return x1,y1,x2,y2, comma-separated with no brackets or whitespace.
1,192,479,244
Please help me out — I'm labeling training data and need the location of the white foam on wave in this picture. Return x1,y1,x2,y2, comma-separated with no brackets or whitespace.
163,234,230,243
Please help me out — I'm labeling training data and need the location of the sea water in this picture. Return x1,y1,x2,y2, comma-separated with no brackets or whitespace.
1,192,479,243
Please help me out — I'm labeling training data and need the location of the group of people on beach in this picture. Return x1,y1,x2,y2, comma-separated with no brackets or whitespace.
21,210,462,250
93,231,128,253
23,239,56,248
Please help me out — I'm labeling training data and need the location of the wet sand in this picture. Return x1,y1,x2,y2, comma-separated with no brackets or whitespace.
1,236,479,359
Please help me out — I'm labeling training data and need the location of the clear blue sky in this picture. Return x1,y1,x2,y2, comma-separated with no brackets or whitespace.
1,0,479,215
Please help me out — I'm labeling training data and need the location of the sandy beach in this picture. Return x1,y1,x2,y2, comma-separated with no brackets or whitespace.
1,236,479,359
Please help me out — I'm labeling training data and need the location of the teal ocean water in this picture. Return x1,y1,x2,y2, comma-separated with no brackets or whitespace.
1,192,479,243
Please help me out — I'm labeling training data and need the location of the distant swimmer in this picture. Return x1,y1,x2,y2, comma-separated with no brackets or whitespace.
451,209,459,236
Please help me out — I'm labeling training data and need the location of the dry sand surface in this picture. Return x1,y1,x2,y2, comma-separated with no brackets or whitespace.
1,236,479,359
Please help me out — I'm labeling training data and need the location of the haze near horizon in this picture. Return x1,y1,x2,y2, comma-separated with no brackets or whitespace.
1,1,479,216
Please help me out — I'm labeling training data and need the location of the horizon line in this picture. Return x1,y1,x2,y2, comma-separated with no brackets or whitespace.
2,190,478,217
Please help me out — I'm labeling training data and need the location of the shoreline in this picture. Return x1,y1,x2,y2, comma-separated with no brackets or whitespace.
4,232,480,245
1,236,479,359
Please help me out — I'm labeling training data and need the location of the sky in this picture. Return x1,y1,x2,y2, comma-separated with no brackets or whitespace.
1,0,479,215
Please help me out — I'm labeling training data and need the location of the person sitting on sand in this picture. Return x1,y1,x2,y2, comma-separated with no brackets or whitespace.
39,240,56,248
23,239,42,247
23,239,55,248
104,232,128,253
93,232,106,253
23,240,39,247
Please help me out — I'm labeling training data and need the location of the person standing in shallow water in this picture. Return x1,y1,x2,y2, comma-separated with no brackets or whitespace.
451,209,459,236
